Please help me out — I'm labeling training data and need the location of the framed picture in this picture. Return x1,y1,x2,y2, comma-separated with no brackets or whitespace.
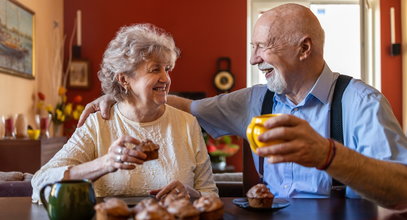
68,59,90,89
0,0,35,79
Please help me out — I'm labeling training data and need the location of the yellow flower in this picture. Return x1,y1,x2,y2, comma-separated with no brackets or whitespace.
45,104,54,112
76,105,84,112
58,87,67,96
64,103,72,115
72,110,80,120
56,109,65,122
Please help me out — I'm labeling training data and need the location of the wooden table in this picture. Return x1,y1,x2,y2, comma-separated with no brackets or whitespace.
0,197,405,220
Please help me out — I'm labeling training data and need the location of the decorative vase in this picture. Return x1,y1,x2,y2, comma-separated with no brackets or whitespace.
210,155,226,171
15,113,28,138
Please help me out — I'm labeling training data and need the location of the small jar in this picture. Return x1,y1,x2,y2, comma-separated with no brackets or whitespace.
15,113,28,138
4,114,15,138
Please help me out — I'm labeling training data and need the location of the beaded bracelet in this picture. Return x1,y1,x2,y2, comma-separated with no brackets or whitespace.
317,138,334,170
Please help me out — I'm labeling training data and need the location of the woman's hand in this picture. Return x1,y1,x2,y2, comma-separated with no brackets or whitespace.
150,180,190,200
104,135,147,173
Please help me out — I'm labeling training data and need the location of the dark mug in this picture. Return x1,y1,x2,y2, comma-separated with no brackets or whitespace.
40,179,96,220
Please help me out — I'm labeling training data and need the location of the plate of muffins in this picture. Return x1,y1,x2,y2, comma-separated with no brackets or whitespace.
96,191,224,220
233,183,290,211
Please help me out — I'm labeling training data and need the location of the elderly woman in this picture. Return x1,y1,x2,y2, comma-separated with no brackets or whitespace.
31,24,217,202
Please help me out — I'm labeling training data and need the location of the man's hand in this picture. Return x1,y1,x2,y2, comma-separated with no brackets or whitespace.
77,94,116,127
256,114,330,168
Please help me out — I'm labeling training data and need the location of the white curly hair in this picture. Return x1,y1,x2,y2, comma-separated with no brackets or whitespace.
98,23,180,101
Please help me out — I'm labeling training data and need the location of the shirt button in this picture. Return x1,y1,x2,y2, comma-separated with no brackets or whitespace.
284,185,289,189
291,108,298,113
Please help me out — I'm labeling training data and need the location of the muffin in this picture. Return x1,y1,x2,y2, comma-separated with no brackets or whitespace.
193,195,224,220
94,198,132,220
133,198,160,213
246,183,274,208
166,199,200,220
133,139,160,161
160,190,190,208
135,204,174,220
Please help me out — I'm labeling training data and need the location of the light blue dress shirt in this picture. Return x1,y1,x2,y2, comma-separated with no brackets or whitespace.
191,64,407,198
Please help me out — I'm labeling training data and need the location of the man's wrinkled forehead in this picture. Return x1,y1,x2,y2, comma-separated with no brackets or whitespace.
252,24,269,42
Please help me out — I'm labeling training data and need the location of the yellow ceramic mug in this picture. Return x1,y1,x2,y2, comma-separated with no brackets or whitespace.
246,114,283,154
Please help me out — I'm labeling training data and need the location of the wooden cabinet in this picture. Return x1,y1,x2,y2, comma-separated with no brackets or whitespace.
0,137,67,173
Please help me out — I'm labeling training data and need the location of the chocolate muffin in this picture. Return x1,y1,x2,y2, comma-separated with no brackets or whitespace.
133,139,159,161
135,204,175,220
193,195,224,220
160,190,190,208
94,198,132,220
166,199,200,220
133,198,160,214
246,183,274,208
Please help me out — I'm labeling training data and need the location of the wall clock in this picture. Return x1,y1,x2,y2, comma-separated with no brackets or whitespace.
213,57,235,93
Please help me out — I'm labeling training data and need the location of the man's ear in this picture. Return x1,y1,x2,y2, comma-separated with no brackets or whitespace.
299,37,312,61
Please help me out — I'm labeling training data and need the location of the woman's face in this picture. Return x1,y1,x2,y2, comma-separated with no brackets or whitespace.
127,59,172,108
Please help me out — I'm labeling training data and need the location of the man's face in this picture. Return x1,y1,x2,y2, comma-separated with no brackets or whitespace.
250,20,297,94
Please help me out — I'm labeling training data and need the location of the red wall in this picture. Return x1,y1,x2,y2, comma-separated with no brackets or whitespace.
380,0,403,124
64,0,247,171
64,0,247,103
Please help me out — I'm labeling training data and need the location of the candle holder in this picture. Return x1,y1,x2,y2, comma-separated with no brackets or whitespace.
4,114,15,138
36,114,52,138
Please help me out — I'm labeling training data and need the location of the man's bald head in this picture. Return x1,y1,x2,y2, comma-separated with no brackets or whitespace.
256,3,325,56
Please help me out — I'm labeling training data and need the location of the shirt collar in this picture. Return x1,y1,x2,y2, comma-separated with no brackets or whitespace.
273,63,337,106
308,63,337,104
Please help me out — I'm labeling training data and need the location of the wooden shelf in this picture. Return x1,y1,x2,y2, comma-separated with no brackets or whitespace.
0,137,67,173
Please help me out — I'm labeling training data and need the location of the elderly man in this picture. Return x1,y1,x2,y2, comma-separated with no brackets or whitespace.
79,4,407,209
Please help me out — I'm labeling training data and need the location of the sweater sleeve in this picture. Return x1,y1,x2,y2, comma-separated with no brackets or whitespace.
31,117,97,203
189,118,219,196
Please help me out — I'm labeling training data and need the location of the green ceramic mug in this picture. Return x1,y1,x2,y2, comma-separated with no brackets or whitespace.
40,179,96,220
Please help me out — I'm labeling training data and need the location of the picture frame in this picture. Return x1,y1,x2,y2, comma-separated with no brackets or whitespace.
68,59,90,89
0,0,35,79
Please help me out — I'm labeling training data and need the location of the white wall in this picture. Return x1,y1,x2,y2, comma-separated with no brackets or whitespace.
0,0,63,127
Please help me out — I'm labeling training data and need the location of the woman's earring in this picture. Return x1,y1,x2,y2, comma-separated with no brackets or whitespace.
122,82,129,95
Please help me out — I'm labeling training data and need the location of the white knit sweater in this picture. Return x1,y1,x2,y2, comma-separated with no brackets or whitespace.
32,104,217,202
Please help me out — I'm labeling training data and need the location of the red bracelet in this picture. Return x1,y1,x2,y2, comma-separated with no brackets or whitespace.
324,139,336,170
317,139,334,170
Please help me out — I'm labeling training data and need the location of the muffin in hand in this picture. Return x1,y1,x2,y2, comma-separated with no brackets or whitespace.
193,195,224,220
133,139,159,161
246,183,274,208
